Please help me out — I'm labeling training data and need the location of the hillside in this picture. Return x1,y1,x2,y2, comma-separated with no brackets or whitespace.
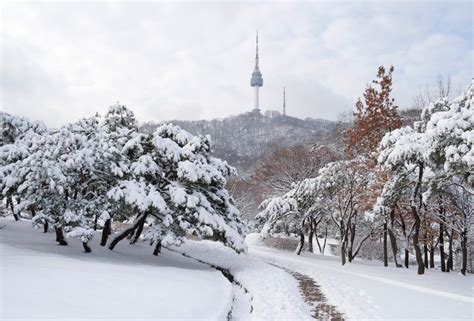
141,111,336,170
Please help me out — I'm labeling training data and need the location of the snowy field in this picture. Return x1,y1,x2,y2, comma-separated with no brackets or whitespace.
1,217,473,321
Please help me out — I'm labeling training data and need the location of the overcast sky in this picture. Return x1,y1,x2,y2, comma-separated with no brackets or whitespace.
1,0,472,127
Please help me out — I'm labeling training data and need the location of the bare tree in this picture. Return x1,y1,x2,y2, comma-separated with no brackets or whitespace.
412,74,456,109
252,144,339,200
226,177,261,221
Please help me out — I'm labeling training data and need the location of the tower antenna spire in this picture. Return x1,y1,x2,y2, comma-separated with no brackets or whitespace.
255,30,259,69
283,87,286,116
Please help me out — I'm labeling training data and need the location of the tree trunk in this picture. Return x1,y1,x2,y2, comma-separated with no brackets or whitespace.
383,222,388,267
322,227,328,254
351,232,373,261
439,222,446,272
341,241,347,265
348,222,356,263
461,230,467,275
296,230,305,255
153,240,162,256
82,242,91,253
404,248,409,268
339,219,347,265
447,229,454,272
413,218,425,275
316,226,328,255
109,214,145,251
109,226,136,250
429,245,435,269
31,207,36,218
8,197,19,221
130,214,147,245
93,214,98,231
411,163,425,275
388,228,401,267
308,224,314,253
43,220,49,233
6,196,11,210
315,225,322,254
55,227,68,246
423,243,429,269
388,209,401,267
100,219,111,246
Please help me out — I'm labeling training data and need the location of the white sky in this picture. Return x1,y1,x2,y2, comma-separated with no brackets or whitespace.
1,0,472,127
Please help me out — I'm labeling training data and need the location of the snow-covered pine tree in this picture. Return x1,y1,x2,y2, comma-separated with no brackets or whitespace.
61,104,140,252
12,128,69,244
256,193,301,252
420,80,473,274
378,80,473,275
96,103,139,246
0,111,47,146
0,112,48,220
59,115,104,252
378,126,429,275
6,115,100,248
102,102,137,133
107,123,246,254
256,179,328,255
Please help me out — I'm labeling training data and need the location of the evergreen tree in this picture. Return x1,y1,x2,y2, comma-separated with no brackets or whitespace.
107,123,246,254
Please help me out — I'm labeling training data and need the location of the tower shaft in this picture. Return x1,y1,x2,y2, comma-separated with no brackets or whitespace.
255,87,259,110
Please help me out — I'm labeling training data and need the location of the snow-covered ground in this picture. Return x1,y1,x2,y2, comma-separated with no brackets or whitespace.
1,217,473,321
171,240,312,320
0,218,234,321
249,242,474,321
0,218,312,321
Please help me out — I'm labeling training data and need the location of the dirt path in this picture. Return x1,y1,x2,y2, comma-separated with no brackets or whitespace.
270,263,344,321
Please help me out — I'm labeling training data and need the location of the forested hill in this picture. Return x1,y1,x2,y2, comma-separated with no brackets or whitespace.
140,111,336,170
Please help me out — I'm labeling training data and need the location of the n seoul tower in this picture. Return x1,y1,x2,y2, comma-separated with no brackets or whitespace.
250,31,263,113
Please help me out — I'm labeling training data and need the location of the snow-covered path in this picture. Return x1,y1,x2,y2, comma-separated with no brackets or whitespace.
249,245,474,321
270,263,344,320
173,241,313,320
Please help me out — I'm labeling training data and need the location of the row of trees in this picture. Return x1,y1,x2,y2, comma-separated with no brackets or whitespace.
0,104,246,254
257,67,473,275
